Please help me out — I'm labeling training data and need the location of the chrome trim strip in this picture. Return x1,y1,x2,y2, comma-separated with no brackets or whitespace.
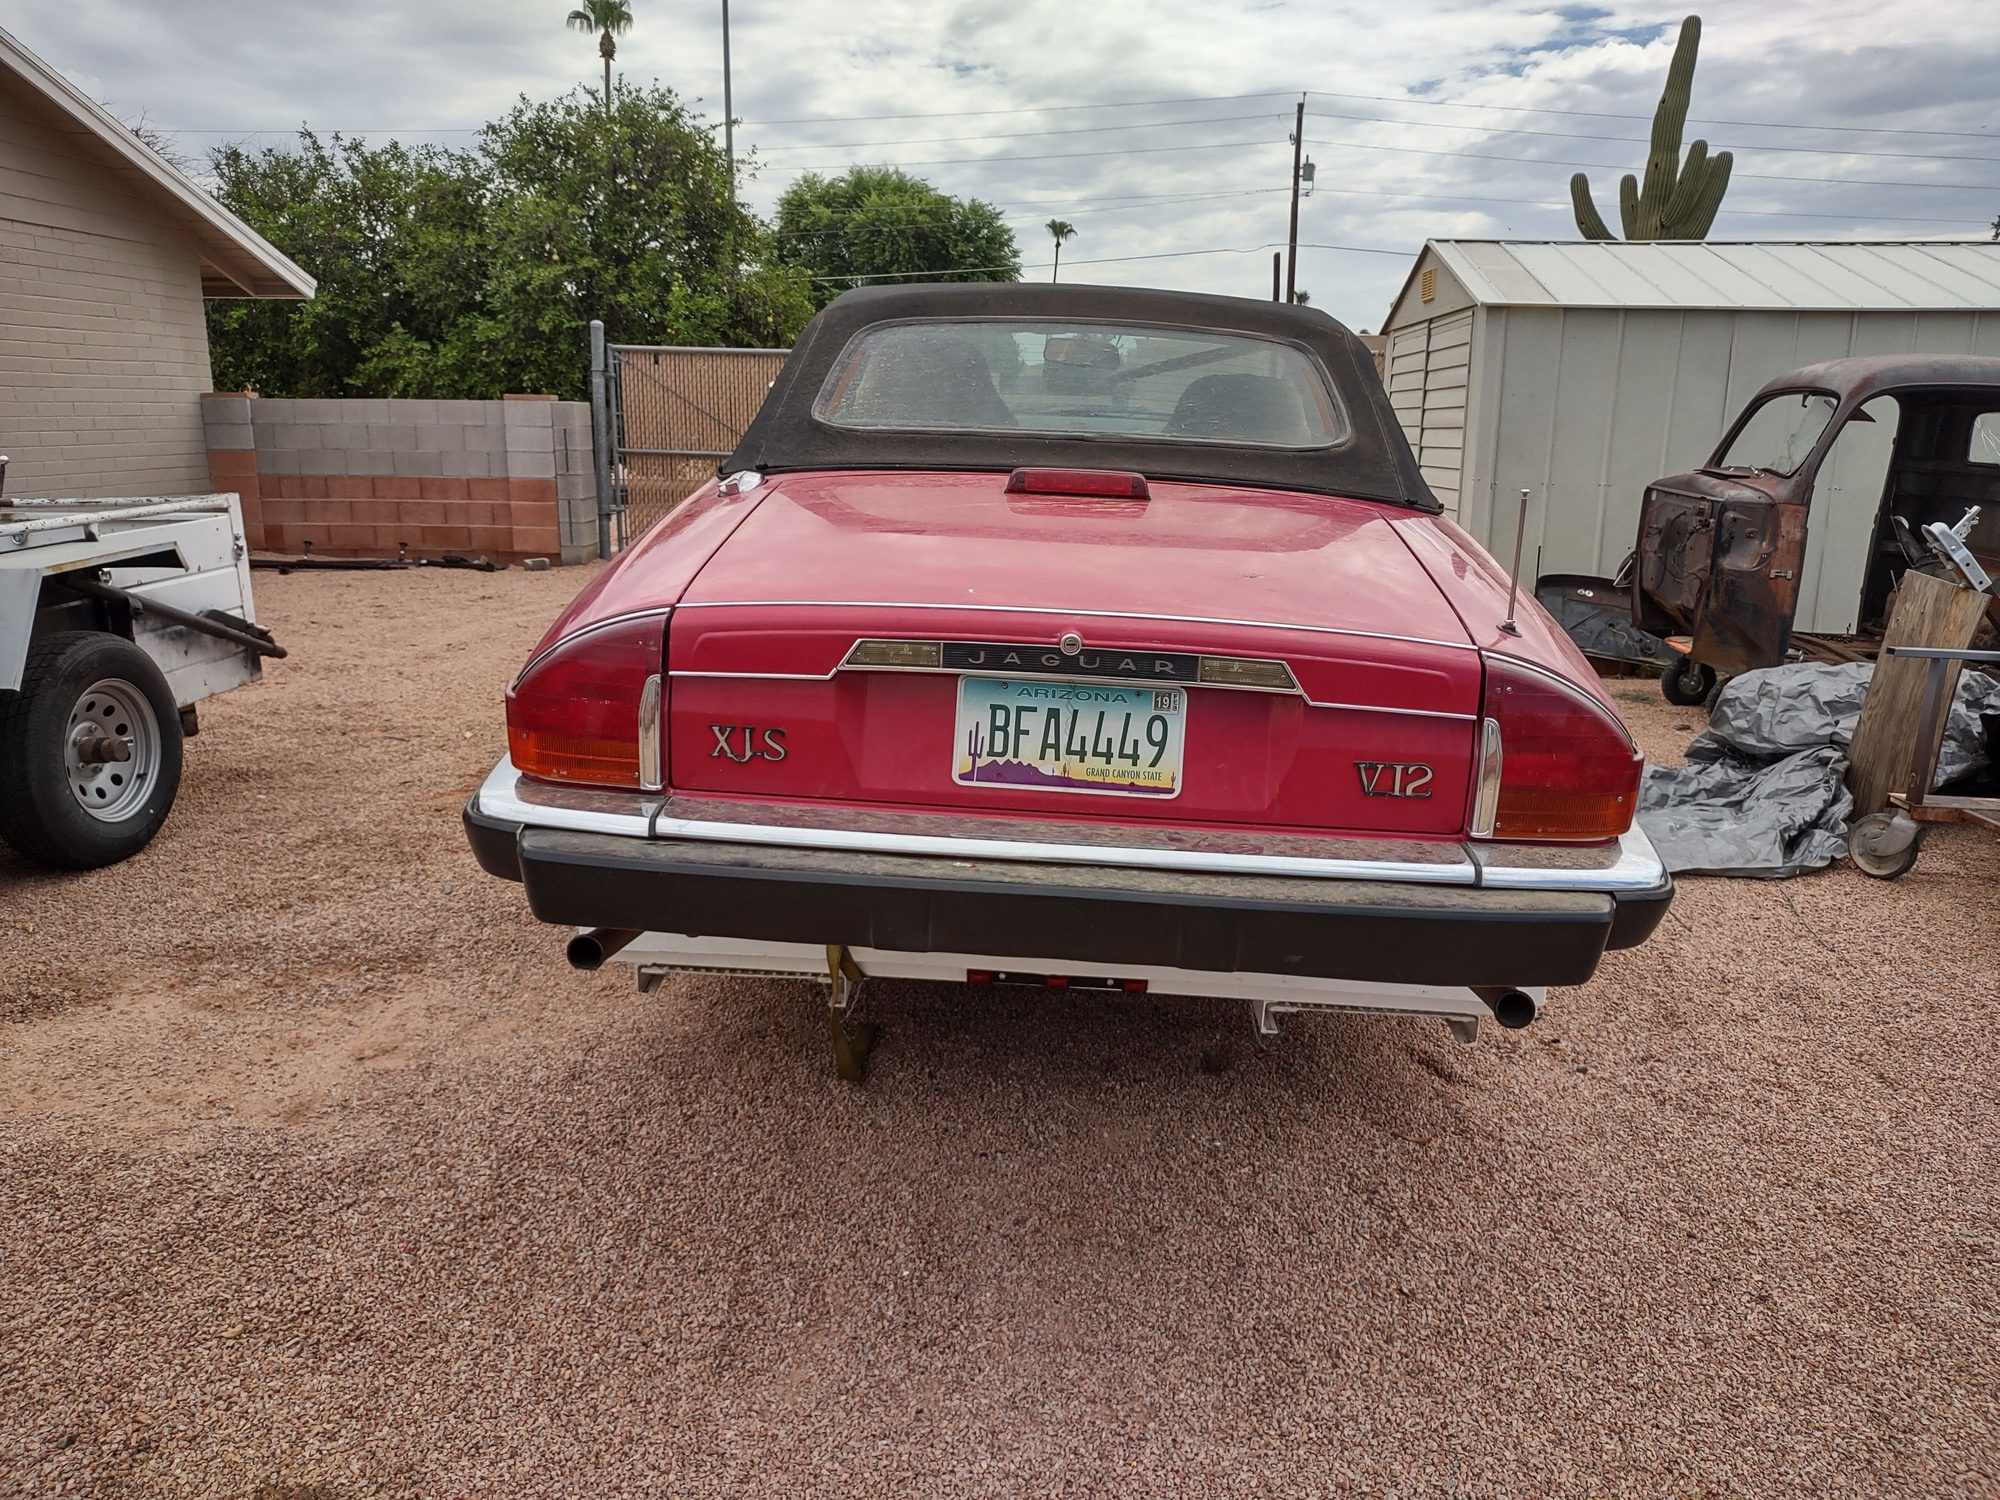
636,674,663,791
1471,824,1666,894
513,606,674,684
475,758,657,838
1483,650,1640,750
671,670,831,681
473,757,1669,894
669,650,1478,722
674,599,1478,654
1470,717,1502,837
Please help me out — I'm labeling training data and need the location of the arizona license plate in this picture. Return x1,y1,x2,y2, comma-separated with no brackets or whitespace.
952,677,1186,798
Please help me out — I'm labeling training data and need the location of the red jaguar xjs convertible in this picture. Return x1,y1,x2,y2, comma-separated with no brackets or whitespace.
465,284,1670,1074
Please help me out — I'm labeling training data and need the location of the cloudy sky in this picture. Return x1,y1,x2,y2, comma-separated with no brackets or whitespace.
14,0,2000,331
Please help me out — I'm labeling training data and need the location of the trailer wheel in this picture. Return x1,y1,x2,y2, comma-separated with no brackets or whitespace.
1661,657,1716,707
1848,811,1925,881
0,631,184,870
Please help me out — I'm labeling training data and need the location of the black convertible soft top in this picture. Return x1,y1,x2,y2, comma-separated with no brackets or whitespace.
719,282,1438,511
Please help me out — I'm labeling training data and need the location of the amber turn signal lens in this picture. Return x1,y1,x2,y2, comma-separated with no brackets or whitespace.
1479,653,1642,842
507,614,667,788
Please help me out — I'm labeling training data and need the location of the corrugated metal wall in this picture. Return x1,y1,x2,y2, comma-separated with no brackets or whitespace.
1384,309,1472,516
1449,306,2000,634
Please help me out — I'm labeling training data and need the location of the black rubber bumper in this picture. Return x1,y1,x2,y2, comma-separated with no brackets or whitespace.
465,802,1672,988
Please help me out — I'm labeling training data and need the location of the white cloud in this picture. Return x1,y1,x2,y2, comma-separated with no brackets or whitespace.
11,0,1999,332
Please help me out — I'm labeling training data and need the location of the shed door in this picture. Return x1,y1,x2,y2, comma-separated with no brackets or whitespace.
1384,313,1471,517
1417,311,1472,514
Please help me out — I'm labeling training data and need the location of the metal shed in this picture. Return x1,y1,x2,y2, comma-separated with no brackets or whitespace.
1381,240,2000,634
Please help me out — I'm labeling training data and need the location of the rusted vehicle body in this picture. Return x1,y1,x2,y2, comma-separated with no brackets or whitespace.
465,284,1671,1071
1633,355,2000,700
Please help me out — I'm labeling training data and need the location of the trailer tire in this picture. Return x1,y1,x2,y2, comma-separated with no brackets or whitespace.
1661,657,1716,707
0,631,184,870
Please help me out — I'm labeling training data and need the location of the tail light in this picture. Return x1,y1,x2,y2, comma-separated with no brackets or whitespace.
507,613,666,789
1475,653,1641,842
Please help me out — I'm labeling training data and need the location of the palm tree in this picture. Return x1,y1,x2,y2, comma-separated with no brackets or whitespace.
567,0,635,112
1046,219,1076,283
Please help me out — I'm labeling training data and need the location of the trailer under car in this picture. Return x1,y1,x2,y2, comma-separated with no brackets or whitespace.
0,488,282,869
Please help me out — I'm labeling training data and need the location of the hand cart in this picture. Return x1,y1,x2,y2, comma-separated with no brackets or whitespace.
1847,645,2000,879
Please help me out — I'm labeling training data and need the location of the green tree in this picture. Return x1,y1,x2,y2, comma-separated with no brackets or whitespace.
1045,219,1075,283
205,131,493,398
566,0,634,112
773,166,1020,308
477,84,810,393
206,84,814,401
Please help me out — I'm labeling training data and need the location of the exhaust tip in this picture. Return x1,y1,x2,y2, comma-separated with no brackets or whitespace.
1490,989,1537,1030
567,927,639,971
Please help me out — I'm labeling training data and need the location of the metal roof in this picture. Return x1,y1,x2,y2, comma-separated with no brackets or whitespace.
1422,240,2000,313
0,24,315,299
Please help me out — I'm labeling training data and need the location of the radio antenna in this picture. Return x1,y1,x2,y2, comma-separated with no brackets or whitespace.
1500,486,1531,637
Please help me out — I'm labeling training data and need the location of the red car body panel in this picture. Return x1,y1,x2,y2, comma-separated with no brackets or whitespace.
675,470,1475,645
634,470,1518,838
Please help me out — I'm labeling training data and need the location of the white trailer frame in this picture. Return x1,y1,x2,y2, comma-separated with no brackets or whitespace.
0,492,265,707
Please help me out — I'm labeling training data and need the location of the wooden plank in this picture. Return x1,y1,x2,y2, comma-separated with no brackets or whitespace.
1844,569,1991,815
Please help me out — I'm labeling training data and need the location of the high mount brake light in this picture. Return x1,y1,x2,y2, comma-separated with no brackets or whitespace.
1477,653,1641,842
1004,467,1151,500
507,614,666,789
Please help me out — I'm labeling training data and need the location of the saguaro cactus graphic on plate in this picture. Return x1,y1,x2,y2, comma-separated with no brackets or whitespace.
1571,15,1733,241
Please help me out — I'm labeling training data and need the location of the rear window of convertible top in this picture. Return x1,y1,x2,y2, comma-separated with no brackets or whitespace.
811,319,1350,450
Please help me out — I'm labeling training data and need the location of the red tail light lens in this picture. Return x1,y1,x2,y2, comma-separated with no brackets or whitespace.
1478,653,1642,842
1004,467,1151,499
507,614,666,789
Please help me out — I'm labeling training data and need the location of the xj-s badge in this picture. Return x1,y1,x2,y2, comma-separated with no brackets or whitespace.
1355,761,1433,799
710,725,788,763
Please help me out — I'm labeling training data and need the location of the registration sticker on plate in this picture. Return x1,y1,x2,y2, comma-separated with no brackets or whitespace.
952,677,1185,798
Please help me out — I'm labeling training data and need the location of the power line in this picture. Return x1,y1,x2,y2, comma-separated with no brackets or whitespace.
763,122,1996,194
1303,133,2000,193
768,135,1287,170
768,188,1288,244
806,239,1408,283
752,112,1284,156
1307,90,2000,144
156,87,2000,149
1304,106,2000,167
1302,183,1987,227
747,91,1295,128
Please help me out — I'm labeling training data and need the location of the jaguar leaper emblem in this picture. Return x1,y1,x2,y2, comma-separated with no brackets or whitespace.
1355,761,1433,798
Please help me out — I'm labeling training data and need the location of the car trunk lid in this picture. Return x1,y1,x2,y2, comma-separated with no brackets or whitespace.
666,470,1483,835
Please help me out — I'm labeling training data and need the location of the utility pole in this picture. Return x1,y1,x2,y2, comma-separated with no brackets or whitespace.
1271,252,1280,302
722,0,735,203
1285,97,1305,304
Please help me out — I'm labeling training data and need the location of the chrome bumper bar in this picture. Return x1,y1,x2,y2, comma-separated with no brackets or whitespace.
469,756,1667,895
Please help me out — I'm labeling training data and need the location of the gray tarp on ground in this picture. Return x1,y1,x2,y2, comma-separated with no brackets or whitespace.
1638,661,2000,879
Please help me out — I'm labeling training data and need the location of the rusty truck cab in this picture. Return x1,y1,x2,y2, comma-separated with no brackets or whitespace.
1633,355,2000,692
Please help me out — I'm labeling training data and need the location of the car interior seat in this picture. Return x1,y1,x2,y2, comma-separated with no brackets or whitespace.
1164,373,1313,445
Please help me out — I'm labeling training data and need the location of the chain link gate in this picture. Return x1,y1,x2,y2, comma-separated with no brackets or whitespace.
589,321,790,555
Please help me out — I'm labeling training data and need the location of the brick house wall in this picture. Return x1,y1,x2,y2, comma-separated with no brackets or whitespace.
203,393,597,565
0,77,215,497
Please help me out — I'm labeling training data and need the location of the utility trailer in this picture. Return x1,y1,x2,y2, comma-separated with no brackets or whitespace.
0,479,282,869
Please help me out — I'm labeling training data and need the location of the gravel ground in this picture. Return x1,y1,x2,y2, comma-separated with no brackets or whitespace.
2,565,1996,1499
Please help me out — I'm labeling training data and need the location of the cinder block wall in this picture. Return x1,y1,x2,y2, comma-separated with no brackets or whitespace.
202,394,598,565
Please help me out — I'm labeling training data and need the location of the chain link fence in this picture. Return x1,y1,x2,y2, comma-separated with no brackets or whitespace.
591,327,789,552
